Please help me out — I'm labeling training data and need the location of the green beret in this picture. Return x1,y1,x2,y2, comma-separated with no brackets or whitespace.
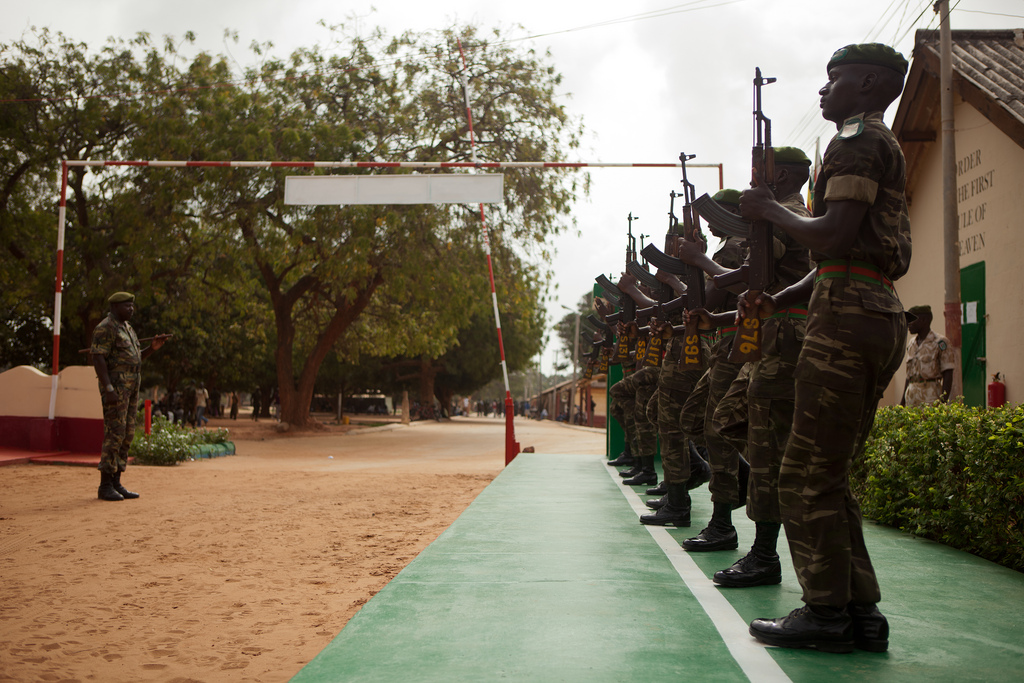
773,146,811,166
108,291,135,304
908,304,931,315
828,43,908,76
712,189,741,207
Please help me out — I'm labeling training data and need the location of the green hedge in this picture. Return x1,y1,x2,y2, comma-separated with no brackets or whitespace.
129,416,232,466
852,402,1024,572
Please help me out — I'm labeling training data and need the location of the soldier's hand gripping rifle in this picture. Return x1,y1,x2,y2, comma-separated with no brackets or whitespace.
594,212,642,364
692,68,776,363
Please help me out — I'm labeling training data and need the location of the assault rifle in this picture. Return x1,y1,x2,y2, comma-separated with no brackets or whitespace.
692,67,776,363
640,151,707,368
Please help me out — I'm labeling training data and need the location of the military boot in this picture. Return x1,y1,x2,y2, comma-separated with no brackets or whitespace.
681,502,738,551
640,482,691,526
98,471,124,501
687,443,712,490
849,603,889,652
607,442,635,467
645,495,667,509
623,456,658,486
112,471,140,499
646,479,667,496
713,522,782,586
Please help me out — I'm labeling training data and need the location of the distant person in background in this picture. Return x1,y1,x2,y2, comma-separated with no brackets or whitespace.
230,391,240,419
195,383,210,426
901,305,954,406
251,388,262,422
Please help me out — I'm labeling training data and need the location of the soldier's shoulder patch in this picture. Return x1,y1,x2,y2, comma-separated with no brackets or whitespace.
938,340,947,350
836,117,864,140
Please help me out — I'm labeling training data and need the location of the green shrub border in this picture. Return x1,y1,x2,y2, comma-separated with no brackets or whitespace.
129,415,233,466
852,402,1024,572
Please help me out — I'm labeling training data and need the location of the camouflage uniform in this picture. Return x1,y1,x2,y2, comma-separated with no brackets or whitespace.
91,312,142,475
903,330,954,406
744,192,812,523
609,366,660,459
654,326,710,484
780,110,911,608
680,235,746,501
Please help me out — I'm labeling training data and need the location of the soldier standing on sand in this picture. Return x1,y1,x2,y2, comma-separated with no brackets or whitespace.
91,292,170,501
737,43,911,653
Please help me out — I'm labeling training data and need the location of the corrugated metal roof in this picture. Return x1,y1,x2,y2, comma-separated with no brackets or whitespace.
892,29,1024,194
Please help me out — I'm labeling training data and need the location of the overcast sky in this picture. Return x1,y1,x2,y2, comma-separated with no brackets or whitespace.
4,0,1022,376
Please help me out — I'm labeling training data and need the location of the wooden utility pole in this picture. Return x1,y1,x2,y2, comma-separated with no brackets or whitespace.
938,0,963,397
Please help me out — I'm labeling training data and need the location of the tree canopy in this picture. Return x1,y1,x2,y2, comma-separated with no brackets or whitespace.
0,25,585,424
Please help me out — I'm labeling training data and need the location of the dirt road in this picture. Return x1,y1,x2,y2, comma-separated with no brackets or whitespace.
0,416,604,682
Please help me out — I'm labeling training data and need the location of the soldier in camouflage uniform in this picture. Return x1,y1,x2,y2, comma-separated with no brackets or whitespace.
643,192,746,528
669,192,751,543
609,358,660,484
738,44,911,653
900,304,954,406
710,148,813,585
615,269,711,525
91,291,169,501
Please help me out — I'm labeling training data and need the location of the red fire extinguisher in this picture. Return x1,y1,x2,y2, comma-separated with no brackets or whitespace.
988,372,1006,408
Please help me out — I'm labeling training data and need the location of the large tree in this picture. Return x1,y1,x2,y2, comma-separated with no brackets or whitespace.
0,26,583,425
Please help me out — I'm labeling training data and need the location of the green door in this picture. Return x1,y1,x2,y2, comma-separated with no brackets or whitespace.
961,262,986,407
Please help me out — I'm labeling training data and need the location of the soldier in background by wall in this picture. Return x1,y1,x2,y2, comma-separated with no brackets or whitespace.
901,304,954,406
91,291,170,501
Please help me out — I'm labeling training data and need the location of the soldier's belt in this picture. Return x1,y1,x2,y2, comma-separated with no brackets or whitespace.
816,260,894,293
767,307,808,320
909,377,942,383
109,364,141,372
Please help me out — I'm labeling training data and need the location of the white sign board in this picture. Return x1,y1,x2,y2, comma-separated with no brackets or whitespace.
284,174,504,205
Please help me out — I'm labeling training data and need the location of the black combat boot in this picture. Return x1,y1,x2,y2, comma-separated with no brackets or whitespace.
713,521,782,586
645,495,666,509
749,604,854,653
607,442,635,467
618,462,643,478
681,502,738,551
687,443,712,490
98,471,124,501
640,482,691,526
112,471,140,499
849,603,889,652
646,479,667,496
622,456,657,486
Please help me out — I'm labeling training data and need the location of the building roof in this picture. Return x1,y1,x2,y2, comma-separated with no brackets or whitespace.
892,28,1024,191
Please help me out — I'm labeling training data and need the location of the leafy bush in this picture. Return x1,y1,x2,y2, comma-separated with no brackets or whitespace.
129,416,230,466
852,402,1024,571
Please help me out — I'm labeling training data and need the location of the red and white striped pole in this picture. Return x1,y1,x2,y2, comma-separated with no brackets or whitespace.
455,38,521,465
48,161,69,420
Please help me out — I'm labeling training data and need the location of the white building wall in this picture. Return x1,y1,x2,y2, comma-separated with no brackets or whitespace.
893,95,1024,405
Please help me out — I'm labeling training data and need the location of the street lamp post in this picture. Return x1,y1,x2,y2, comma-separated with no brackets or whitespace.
561,305,581,424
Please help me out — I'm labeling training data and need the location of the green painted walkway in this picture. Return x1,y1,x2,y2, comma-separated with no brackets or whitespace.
292,453,1024,682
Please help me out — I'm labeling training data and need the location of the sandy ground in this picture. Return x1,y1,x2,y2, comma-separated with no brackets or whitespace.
0,415,604,682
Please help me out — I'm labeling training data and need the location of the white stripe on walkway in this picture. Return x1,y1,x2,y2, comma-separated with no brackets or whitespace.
607,464,792,683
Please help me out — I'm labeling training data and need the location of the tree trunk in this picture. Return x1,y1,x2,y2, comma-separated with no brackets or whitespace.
418,357,437,417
